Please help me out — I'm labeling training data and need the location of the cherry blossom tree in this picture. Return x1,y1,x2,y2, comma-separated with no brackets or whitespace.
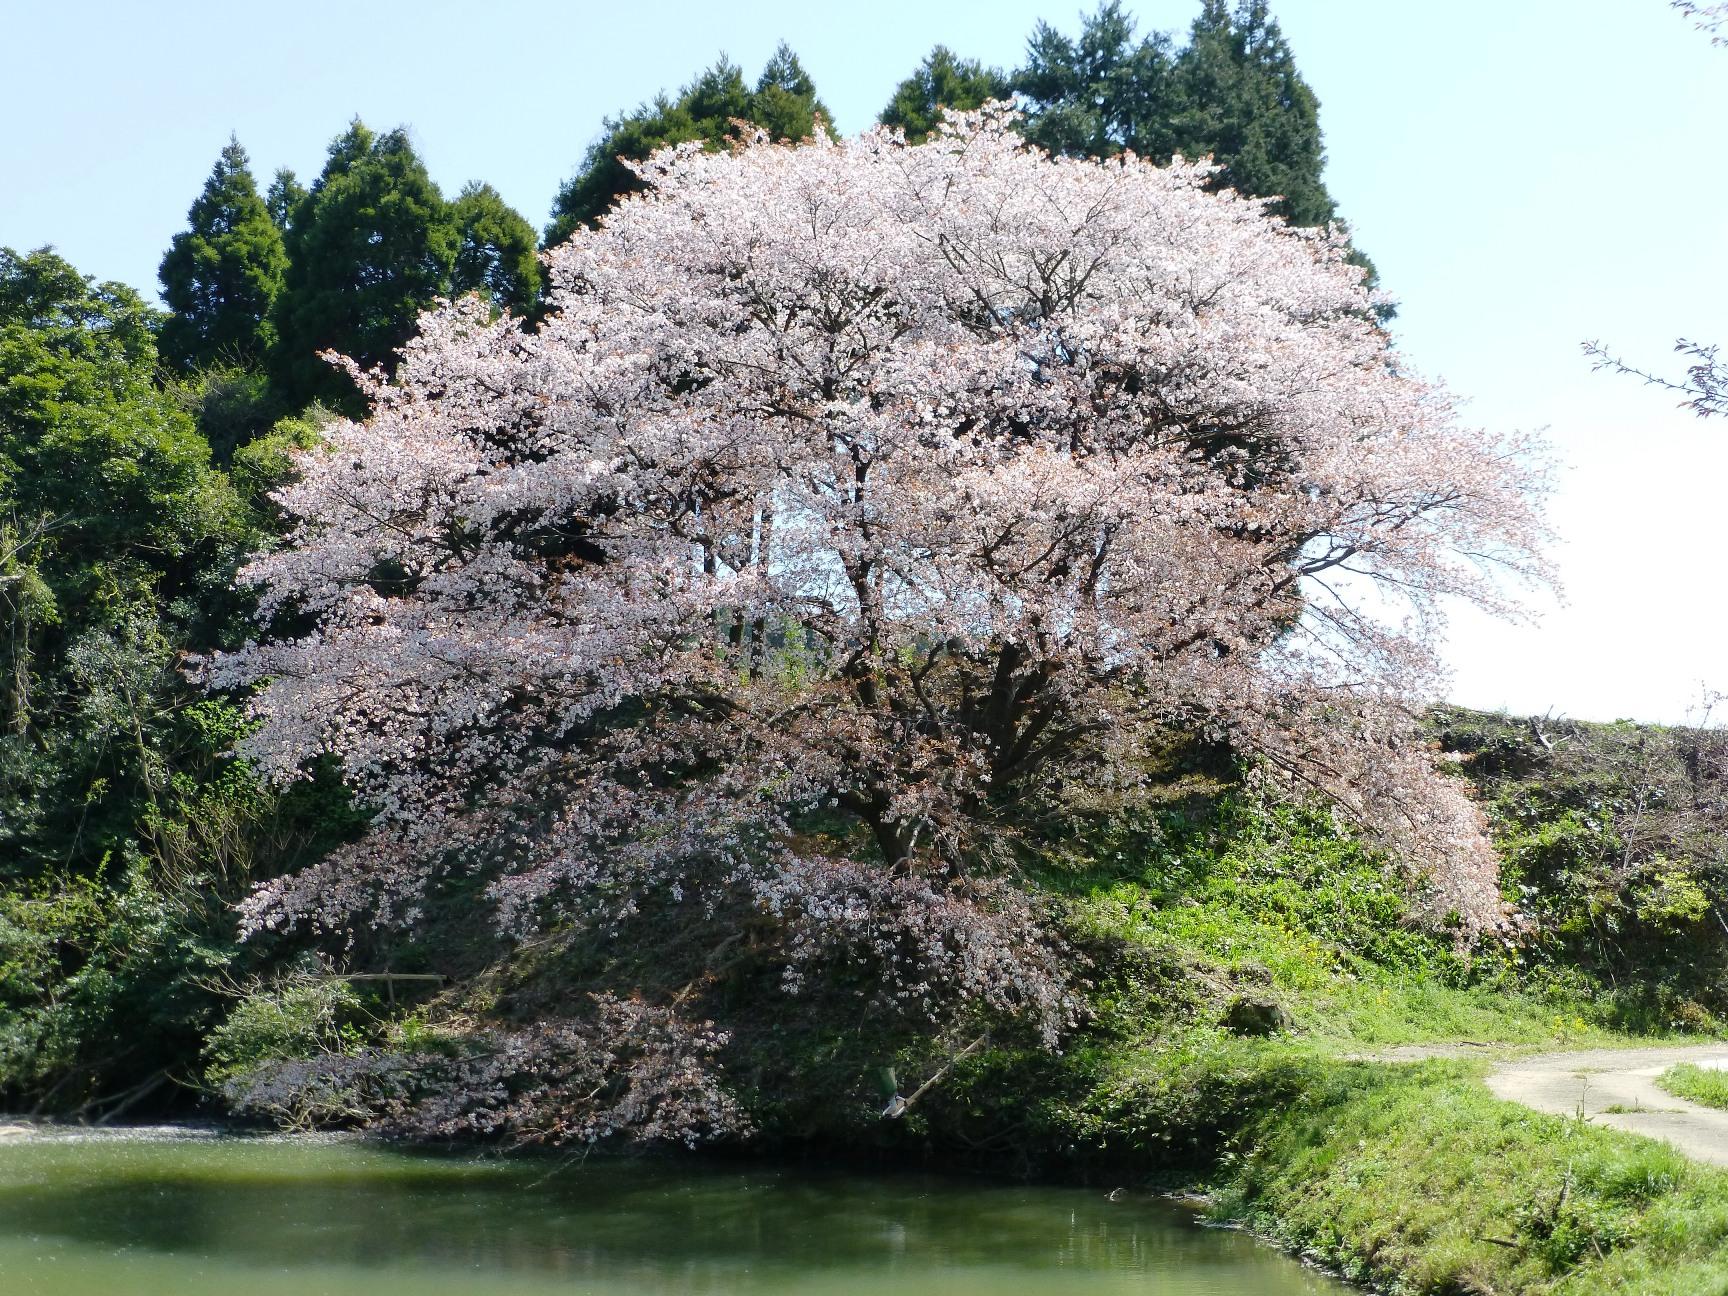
213,107,1547,1065
1583,337,1725,420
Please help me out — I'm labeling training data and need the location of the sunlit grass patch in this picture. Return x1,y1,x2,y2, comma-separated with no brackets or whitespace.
1656,1062,1728,1110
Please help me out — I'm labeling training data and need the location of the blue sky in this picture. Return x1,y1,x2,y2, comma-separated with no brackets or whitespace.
5,1,1726,722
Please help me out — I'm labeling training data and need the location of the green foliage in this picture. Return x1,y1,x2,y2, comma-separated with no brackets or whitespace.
0,246,158,418
0,246,381,1114
0,244,389,1113
1225,1060,1728,1294
1019,1,1328,223
450,181,541,316
0,246,257,881
202,967,366,1086
1040,786,1629,1052
1657,1062,1728,1110
268,121,458,412
264,168,306,235
1434,705,1728,1030
169,363,283,465
1170,0,1334,227
229,403,334,518
1017,2,1180,160
0,866,231,1112
157,136,287,372
1014,2,1380,295
879,46,1010,144
266,121,543,411
545,44,830,245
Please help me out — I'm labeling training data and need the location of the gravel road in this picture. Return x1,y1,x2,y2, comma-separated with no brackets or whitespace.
1482,1044,1728,1166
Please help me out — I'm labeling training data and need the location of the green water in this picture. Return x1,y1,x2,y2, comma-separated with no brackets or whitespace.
0,1130,1347,1295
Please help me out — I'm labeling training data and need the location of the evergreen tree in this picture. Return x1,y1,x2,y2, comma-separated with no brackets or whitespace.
879,46,1010,144
268,121,459,411
156,137,287,372
450,181,541,316
546,44,829,244
0,250,372,1112
1014,3,1380,300
265,168,306,235
747,43,829,140
0,247,249,878
1016,4,1179,160
1170,0,1333,227
1016,2,1330,222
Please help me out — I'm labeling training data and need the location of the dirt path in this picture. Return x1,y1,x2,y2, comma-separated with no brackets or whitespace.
1481,1044,1728,1166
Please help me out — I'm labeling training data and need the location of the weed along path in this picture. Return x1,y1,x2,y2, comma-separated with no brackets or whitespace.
1482,1044,1728,1166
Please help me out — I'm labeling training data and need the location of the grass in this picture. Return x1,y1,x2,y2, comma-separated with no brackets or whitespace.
1223,1057,1728,1295
1051,792,1657,1056
1657,1063,1728,1111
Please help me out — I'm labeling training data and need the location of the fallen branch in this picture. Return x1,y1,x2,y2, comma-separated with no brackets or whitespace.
884,1032,990,1119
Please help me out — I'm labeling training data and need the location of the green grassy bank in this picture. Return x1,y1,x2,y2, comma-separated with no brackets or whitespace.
1658,1064,1728,1112
1220,1052,1728,1295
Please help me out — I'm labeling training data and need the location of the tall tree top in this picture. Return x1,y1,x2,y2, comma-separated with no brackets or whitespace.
1013,1,1333,225
1011,2,1379,299
450,181,541,317
1172,0,1334,227
268,119,458,411
1,246,161,421
545,43,831,245
266,169,306,235
157,134,287,371
879,46,1011,144
0,245,231,561
1016,2,1178,159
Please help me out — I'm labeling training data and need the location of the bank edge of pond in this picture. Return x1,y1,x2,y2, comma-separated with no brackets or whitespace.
1159,1052,1728,1295
718,1035,1728,1294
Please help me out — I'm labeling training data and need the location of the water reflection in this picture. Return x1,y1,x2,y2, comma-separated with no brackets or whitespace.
0,1131,1347,1295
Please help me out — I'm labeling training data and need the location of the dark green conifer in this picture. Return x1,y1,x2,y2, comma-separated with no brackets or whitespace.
265,168,306,235
879,46,1010,144
1171,0,1333,227
1016,4,1179,160
268,121,459,411
157,136,287,372
450,182,541,316
1015,2,1381,300
545,44,830,245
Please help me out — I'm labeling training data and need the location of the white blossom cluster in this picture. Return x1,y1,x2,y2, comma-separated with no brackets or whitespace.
214,107,1548,1075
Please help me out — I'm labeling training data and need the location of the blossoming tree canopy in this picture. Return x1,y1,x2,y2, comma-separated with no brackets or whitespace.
216,108,1547,1041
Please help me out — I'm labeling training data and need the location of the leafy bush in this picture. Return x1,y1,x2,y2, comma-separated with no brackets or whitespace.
0,865,230,1113
1432,706,1728,1029
202,966,366,1087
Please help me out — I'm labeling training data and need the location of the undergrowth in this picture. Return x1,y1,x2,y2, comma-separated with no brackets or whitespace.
1225,1057,1728,1295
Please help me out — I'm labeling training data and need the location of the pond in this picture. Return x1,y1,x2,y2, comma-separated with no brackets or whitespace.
0,1129,1348,1295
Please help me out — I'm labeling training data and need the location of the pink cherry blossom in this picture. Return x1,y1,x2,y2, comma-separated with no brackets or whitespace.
213,107,1549,1058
